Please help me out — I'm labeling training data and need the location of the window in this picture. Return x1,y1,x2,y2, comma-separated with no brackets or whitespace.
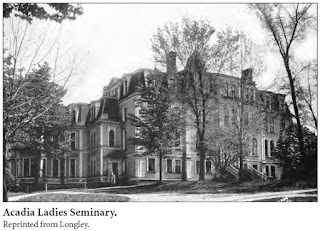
72,110,76,123
175,130,181,147
23,158,36,177
167,159,172,173
53,159,59,178
109,130,115,147
123,80,128,96
122,108,127,122
175,160,181,173
42,159,47,178
70,132,76,150
265,118,269,132
252,138,257,156
93,159,96,176
70,159,76,178
232,85,236,98
224,111,229,127
270,141,275,156
117,87,120,99
271,166,276,178
245,88,249,100
269,96,272,109
225,83,228,97
265,166,269,177
196,161,200,173
265,140,269,157
93,132,96,148
148,158,155,172
270,119,274,133
122,130,127,150
250,89,254,101
23,158,30,177
205,160,212,173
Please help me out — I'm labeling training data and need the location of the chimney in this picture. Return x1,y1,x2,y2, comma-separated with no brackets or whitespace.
241,68,253,82
166,51,177,74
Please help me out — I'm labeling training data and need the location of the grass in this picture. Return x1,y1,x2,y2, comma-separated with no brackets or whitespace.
101,180,310,195
14,193,129,202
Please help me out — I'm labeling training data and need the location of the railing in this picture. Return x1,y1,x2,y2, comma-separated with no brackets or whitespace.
246,164,267,180
226,165,239,179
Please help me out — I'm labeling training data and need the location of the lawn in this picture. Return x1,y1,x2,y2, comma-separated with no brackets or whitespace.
99,180,308,195
14,193,129,202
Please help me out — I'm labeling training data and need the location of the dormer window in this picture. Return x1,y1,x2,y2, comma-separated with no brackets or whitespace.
232,85,236,98
117,87,120,99
123,79,128,96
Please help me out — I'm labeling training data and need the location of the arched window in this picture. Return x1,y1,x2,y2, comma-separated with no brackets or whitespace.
252,138,257,156
109,130,115,147
265,140,268,157
270,140,275,156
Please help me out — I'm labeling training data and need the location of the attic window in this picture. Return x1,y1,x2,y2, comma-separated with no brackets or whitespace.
123,80,128,96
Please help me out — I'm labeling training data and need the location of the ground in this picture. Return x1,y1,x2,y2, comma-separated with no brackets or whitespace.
7,180,318,202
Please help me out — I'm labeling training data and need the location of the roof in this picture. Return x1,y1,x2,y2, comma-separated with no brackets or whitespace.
85,97,121,125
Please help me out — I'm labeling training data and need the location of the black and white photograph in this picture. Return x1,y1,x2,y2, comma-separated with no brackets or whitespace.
2,2,317,206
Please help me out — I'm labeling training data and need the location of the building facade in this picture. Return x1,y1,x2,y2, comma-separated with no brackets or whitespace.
7,55,288,186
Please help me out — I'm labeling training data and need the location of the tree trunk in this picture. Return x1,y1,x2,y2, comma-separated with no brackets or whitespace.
3,137,8,202
199,140,205,181
60,158,66,184
158,150,162,184
181,127,187,181
239,142,244,179
284,60,305,160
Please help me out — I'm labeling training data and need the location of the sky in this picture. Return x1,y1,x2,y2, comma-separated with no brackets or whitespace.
3,3,317,105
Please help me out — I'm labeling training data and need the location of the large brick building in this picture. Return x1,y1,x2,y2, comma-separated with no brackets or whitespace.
8,53,288,186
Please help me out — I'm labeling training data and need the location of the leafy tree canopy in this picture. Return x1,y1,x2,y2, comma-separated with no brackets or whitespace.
274,124,317,181
3,3,83,23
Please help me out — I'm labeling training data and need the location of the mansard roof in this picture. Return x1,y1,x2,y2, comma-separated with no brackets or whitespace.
85,97,121,125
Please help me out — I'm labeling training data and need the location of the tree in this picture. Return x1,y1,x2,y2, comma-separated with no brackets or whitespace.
271,59,317,130
3,3,83,23
3,60,72,185
129,72,181,184
250,3,316,165
274,124,317,183
295,61,317,129
3,3,82,202
206,70,266,179
152,17,240,181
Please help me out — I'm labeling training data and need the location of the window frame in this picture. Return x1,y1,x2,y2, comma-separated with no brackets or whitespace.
166,159,173,173
109,129,115,147
70,132,76,150
147,158,155,172
252,138,257,156
174,159,181,173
